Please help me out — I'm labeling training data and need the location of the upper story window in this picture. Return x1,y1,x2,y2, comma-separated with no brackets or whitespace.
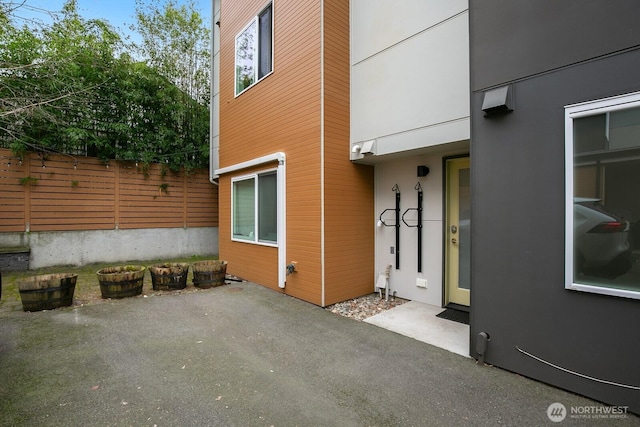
565,91,640,300
235,3,273,96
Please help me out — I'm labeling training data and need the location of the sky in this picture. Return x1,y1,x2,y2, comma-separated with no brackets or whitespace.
11,0,212,43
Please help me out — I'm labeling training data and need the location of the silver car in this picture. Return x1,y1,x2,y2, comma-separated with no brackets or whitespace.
574,198,632,278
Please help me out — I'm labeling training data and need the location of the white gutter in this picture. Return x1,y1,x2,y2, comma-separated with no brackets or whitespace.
214,152,287,288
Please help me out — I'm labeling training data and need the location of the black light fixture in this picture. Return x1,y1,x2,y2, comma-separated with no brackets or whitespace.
417,165,429,177
482,85,513,116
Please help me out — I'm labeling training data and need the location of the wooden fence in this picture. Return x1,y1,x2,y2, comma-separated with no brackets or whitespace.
0,148,218,233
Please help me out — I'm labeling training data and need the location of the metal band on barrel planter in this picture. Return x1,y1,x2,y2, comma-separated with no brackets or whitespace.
148,263,189,291
18,273,77,311
192,260,227,289
97,265,145,299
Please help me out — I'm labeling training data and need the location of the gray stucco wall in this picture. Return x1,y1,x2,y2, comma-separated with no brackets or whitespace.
470,1,640,413
0,228,218,269
471,1,640,91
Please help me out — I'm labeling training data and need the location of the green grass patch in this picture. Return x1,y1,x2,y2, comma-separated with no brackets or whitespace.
0,255,215,313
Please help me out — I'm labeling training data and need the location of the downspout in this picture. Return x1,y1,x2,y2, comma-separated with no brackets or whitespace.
214,152,287,288
277,156,287,289
209,0,220,186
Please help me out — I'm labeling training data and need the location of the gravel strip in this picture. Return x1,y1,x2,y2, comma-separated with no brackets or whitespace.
325,293,408,321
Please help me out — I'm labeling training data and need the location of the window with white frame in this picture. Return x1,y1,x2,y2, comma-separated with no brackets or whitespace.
232,171,278,244
565,91,640,299
235,2,273,96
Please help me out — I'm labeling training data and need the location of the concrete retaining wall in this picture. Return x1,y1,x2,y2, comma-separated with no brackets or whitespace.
0,228,218,269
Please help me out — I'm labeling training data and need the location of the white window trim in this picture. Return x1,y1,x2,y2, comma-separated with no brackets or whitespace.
234,1,274,97
231,168,278,247
565,90,640,300
234,17,258,97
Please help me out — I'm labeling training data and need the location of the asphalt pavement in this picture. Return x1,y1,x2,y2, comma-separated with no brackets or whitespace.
1,282,638,426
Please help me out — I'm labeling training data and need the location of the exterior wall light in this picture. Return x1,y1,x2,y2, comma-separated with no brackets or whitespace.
482,85,513,116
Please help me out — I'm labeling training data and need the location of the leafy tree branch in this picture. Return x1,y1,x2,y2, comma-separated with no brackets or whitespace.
0,0,210,172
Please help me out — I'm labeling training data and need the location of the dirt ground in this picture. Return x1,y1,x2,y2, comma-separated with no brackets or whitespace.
1,258,404,320
0,256,215,313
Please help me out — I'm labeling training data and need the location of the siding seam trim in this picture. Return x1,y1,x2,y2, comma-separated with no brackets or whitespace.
352,9,468,67
353,116,470,146
320,0,326,307
473,44,640,93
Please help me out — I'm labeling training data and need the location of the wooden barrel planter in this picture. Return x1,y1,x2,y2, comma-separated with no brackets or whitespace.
192,260,227,289
18,273,77,312
148,263,189,291
97,265,146,299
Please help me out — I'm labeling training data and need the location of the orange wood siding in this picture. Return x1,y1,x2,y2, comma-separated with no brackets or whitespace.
20,154,115,231
218,0,374,306
0,149,217,233
186,172,219,227
219,0,324,304
118,163,186,229
0,151,28,232
322,0,374,305
218,172,280,290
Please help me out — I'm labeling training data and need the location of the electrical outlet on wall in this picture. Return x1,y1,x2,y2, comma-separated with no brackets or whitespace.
416,278,428,289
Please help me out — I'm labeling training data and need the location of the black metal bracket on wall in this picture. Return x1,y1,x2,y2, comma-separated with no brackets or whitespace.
378,184,401,269
402,182,423,272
